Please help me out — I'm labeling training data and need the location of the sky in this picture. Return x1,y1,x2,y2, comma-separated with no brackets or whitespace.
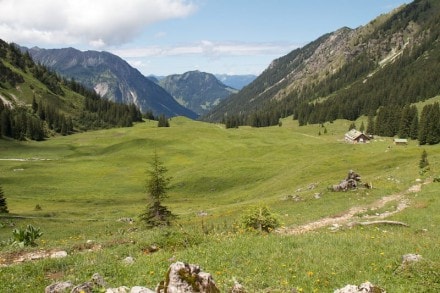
0,0,412,76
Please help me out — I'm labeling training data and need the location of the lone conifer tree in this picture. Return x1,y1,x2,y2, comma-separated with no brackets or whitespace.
139,151,175,227
0,185,9,213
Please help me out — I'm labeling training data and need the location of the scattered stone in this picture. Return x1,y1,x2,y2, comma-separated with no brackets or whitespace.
156,261,220,293
45,281,74,293
50,251,68,259
45,263,221,293
123,256,135,265
334,281,386,293
314,192,322,199
142,244,159,254
130,286,155,293
308,183,318,190
92,273,109,288
197,211,208,217
285,194,302,202
402,253,422,264
230,278,246,293
118,217,134,223
106,286,130,293
71,281,94,293
329,223,341,231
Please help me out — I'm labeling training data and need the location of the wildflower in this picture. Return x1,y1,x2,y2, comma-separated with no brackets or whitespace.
307,271,314,277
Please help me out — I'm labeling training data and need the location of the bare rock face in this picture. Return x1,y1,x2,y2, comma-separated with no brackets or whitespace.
156,261,220,293
334,281,386,293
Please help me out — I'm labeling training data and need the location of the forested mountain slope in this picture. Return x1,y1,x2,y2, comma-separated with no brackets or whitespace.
26,47,198,119
205,0,440,129
0,39,143,141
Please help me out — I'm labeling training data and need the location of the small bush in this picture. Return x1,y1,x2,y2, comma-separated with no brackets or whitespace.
241,206,280,233
11,225,43,247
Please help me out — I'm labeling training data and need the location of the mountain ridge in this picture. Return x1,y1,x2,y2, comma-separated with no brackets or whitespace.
25,47,198,119
206,0,440,128
158,70,237,115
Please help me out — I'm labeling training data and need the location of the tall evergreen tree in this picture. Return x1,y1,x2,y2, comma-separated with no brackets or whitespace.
366,113,375,135
157,115,170,127
139,151,176,228
348,122,356,131
359,121,365,133
0,184,9,213
426,103,440,145
409,106,419,140
418,105,430,145
398,104,412,138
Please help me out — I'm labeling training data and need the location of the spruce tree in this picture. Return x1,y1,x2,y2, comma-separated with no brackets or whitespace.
366,113,375,135
157,115,170,127
426,103,440,145
139,151,176,228
359,121,365,133
348,122,356,131
409,106,419,140
0,185,9,213
398,105,411,138
418,105,430,145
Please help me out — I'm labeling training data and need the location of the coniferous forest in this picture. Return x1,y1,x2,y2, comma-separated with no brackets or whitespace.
0,40,143,141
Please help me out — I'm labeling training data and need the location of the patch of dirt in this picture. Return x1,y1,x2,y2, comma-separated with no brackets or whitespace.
277,181,426,235
0,249,68,267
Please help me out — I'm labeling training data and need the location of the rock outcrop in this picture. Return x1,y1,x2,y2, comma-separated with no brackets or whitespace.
331,170,370,192
45,261,222,293
156,261,220,293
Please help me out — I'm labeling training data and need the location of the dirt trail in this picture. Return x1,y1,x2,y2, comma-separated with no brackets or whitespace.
277,182,425,235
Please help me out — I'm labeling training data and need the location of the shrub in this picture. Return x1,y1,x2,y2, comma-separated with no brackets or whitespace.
241,206,280,233
11,225,43,247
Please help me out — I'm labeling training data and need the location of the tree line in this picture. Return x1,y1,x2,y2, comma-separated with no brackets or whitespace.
354,102,439,145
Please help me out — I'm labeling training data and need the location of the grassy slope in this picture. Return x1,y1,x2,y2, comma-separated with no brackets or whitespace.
1,117,439,292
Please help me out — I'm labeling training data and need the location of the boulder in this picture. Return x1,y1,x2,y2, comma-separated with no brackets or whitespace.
156,261,220,293
123,256,135,265
402,253,422,264
50,250,68,259
334,281,386,293
45,281,73,293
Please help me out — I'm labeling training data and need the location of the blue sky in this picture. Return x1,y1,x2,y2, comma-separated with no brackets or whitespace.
0,0,411,76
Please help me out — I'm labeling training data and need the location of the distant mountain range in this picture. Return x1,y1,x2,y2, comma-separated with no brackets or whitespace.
214,74,256,90
158,70,237,115
25,47,198,119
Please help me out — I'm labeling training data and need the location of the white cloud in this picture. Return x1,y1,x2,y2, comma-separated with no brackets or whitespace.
0,0,196,48
111,41,299,58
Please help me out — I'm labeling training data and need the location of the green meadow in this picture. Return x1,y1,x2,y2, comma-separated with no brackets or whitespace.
1,117,439,292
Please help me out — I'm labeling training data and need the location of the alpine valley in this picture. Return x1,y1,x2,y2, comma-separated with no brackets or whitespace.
1,1,440,292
